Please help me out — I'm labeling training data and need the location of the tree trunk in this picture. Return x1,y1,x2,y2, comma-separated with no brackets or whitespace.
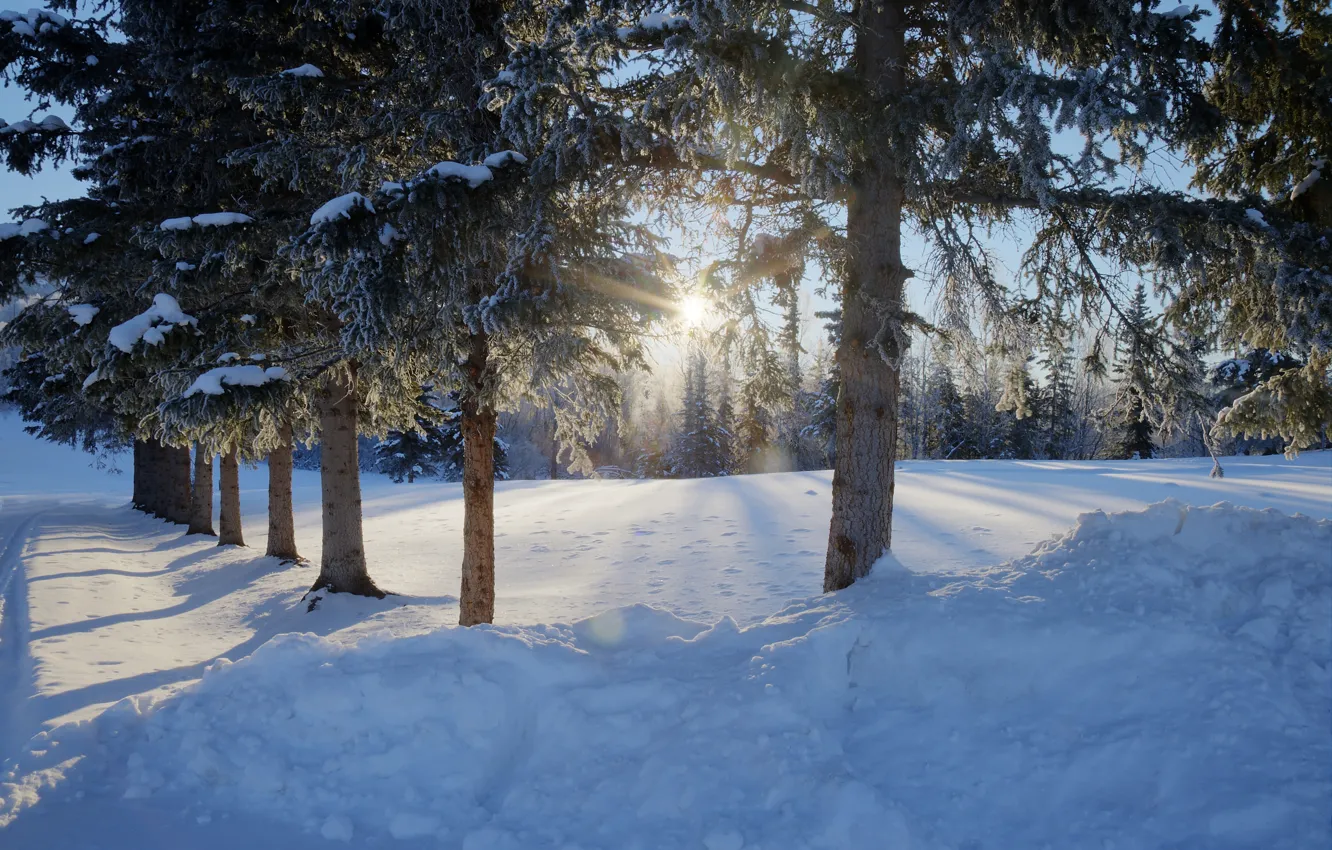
265,422,300,561
459,333,497,626
217,448,245,546
824,0,907,592
186,444,216,536
144,438,166,518
132,439,147,512
165,444,193,525
313,366,383,597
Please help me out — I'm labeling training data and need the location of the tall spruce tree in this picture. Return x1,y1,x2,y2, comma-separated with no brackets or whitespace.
1107,284,1158,459
584,0,1297,591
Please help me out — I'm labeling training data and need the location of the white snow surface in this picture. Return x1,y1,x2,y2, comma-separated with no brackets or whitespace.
106,293,198,352
0,413,1328,848
182,365,289,398
310,192,374,225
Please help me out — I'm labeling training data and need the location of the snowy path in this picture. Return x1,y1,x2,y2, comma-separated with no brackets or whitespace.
0,503,41,755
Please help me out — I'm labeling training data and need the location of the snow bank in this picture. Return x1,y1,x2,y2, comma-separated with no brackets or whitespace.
4,501,1325,847
107,294,198,352
182,365,289,398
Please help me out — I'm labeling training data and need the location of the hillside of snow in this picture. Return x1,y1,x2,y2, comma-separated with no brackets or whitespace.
1,410,1330,848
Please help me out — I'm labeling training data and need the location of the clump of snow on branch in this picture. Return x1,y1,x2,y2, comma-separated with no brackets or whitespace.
280,64,324,78
421,161,493,188
482,150,528,169
182,365,289,398
617,12,689,38
66,304,99,326
1291,159,1325,201
0,218,49,240
0,114,68,134
107,294,198,353
0,8,67,39
310,192,375,225
158,213,254,231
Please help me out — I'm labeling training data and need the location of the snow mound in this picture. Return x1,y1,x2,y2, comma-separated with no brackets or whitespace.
3,503,1328,848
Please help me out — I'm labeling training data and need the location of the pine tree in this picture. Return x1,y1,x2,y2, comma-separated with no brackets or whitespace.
1041,337,1078,460
669,347,729,478
1106,284,1158,459
1178,2,1332,450
593,0,1265,591
378,389,509,483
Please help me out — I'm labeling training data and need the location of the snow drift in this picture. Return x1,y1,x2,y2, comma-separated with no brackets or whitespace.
2,501,1328,848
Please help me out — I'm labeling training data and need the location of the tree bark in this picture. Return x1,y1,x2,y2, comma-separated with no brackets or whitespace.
217,448,244,546
823,0,907,592
313,366,383,597
165,444,193,525
265,422,300,561
459,333,497,626
144,438,166,518
186,444,216,536
132,439,147,512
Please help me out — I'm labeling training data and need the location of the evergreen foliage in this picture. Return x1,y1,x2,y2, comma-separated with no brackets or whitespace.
377,389,510,483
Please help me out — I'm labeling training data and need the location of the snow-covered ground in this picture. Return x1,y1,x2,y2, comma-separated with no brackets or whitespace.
0,409,1329,848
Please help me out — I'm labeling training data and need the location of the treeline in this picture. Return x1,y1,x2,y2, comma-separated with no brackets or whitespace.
1,0,1328,604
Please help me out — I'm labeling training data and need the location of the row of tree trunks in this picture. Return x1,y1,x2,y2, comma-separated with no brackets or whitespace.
132,438,192,523
135,433,300,560
312,365,383,598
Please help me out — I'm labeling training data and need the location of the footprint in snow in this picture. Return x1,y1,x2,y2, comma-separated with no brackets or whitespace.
790,527,810,533
970,526,992,533
805,489,818,495
658,559,676,565
720,531,737,537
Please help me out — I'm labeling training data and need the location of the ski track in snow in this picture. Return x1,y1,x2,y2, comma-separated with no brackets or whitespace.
0,412,1330,847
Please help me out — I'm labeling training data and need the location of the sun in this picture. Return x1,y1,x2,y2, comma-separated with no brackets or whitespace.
678,293,712,328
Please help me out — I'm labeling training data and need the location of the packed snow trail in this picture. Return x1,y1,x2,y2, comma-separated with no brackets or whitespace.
1,502,1328,849
0,503,41,757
